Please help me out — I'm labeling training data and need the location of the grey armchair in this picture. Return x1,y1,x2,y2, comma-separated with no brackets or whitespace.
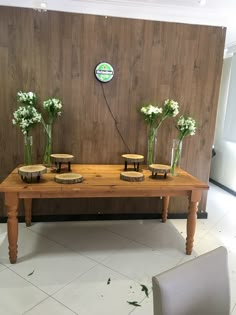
152,246,230,315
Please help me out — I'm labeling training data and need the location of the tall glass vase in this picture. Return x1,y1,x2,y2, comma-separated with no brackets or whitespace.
171,138,182,176
147,126,157,166
24,134,33,165
43,123,52,166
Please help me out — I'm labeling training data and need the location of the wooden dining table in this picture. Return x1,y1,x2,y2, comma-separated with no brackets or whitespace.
0,164,208,264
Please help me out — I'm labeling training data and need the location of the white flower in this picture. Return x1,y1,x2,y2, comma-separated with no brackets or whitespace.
177,116,197,138
12,104,41,135
17,91,37,107
140,104,163,126
43,98,63,119
163,99,179,117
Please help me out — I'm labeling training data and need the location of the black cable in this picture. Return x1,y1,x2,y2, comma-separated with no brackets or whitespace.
101,83,131,153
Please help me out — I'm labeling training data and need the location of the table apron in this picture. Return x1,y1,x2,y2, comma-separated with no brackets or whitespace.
17,190,195,199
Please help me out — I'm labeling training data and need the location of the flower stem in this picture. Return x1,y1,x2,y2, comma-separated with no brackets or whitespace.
43,123,52,166
24,134,32,165
171,137,183,175
147,126,157,165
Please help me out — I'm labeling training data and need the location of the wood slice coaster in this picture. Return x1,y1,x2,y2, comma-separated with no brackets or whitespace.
50,154,74,172
50,154,74,162
18,165,47,183
55,173,83,184
121,154,144,172
149,164,171,179
120,171,144,182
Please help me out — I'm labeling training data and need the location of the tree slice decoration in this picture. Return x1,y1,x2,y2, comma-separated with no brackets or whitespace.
120,171,144,182
55,173,83,184
121,154,144,163
149,164,171,178
50,154,74,163
18,165,47,183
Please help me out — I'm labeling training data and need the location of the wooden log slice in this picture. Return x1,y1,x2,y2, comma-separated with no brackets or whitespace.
55,173,83,184
50,154,74,163
149,164,171,174
121,154,144,163
120,171,144,182
18,165,47,177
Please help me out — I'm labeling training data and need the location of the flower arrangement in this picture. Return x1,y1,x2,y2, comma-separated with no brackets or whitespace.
12,103,42,135
17,91,37,106
12,91,41,165
140,99,179,165
171,115,197,175
41,98,63,165
42,98,62,123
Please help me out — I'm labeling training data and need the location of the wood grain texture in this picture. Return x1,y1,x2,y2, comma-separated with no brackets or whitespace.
0,6,225,217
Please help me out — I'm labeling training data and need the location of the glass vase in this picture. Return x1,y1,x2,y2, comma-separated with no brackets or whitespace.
43,123,52,166
147,126,157,166
171,138,182,176
24,135,33,165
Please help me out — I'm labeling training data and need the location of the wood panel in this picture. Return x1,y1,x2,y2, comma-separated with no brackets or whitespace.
0,6,225,217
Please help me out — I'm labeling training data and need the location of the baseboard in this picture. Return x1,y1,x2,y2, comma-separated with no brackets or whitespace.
209,178,236,196
0,211,208,223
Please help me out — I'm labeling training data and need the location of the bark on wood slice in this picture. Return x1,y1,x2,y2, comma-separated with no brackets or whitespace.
55,173,83,184
149,164,171,179
120,171,144,182
149,164,171,174
50,154,74,163
121,154,144,163
18,165,47,177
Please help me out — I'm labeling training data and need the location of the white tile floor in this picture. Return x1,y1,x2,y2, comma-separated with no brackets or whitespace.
0,182,236,315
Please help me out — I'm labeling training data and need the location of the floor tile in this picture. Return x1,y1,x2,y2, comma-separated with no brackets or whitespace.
101,244,181,288
9,242,97,295
105,219,187,258
129,296,153,314
0,263,6,272
24,297,77,315
29,221,143,262
0,222,26,235
230,273,236,313
53,264,146,315
103,219,160,241
232,304,236,315
0,268,47,315
193,231,225,255
0,226,58,265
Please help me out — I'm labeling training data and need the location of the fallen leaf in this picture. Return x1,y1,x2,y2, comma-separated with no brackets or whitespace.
141,284,149,297
27,270,35,276
107,278,111,285
127,301,141,307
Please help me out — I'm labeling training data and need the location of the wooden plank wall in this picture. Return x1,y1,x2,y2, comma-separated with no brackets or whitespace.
0,6,225,217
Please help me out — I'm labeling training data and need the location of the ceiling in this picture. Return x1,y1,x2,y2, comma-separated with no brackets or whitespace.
0,0,235,50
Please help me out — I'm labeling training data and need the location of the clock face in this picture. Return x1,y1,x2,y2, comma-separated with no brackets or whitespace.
94,62,114,83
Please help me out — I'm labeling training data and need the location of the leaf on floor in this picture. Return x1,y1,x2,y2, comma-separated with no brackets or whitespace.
141,284,149,297
27,270,35,276
107,277,111,285
127,301,141,307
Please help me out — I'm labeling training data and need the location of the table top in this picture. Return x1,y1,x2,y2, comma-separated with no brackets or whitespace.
0,164,208,198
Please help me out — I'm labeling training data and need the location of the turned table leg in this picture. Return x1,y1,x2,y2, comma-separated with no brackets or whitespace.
162,196,170,223
186,190,201,255
24,198,32,227
5,192,19,264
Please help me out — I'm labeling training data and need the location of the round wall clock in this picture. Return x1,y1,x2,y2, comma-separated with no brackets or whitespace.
94,62,114,83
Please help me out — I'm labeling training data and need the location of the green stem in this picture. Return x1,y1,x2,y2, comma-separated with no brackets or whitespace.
43,123,53,166
147,126,157,165
24,134,32,165
171,136,183,175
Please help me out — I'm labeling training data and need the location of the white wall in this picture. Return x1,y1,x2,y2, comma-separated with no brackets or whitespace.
210,56,236,192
